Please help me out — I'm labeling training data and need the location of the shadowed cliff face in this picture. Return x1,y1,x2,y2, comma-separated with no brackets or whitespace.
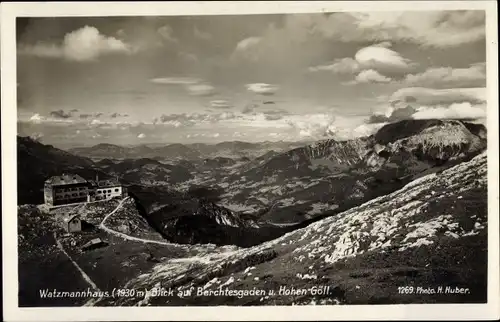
127,185,291,247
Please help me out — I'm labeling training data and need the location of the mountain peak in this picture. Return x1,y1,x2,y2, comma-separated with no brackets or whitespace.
374,119,484,145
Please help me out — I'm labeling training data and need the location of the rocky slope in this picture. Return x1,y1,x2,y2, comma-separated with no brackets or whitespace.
108,151,487,306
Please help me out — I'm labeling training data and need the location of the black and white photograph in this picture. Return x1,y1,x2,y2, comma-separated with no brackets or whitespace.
2,1,499,321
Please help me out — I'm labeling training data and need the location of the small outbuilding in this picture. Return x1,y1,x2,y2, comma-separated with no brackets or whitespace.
81,238,108,252
61,214,82,233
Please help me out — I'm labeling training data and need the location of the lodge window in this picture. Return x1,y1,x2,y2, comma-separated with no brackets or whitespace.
108,189,112,193
115,188,119,192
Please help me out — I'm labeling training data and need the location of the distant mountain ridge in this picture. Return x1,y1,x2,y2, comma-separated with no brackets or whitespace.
68,140,308,161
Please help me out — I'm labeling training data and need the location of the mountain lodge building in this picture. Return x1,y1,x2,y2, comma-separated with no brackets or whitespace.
44,173,125,206
44,174,90,206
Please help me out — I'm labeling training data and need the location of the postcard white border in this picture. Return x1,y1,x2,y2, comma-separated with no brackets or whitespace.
2,1,499,321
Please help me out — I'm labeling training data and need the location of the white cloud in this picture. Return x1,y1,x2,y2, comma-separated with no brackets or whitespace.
28,132,44,141
231,36,265,62
308,57,360,74
20,44,62,59
352,122,388,137
90,119,104,126
19,26,133,62
403,62,486,88
155,112,242,128
309,43,414,82
210,100,232,109
29,113,44,124
245,83,279,95
149,77,202,85
309,11,485,48
232,132,247,138
187,83,216,97
137,133,146,139
164,120,183,127
285,114,370,140
235,37,262,52
354,45,415,71
116,29,126,38
389,87,486,106
157,25,178,43
27,112,75,125
353,69,392,84
367,87,487,124
194,26,213,41
150,77,216,97
229,11,484,69
179,52,198,63
412,102,486,120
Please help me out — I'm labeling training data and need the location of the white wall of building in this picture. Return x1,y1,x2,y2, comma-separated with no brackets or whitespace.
95,186,122,200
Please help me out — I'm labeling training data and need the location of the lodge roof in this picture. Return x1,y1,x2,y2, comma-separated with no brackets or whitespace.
90,179,121,188
45,174,87,186
62,213,80,223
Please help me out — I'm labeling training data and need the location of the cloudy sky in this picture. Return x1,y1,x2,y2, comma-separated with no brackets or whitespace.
16,11,487,147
